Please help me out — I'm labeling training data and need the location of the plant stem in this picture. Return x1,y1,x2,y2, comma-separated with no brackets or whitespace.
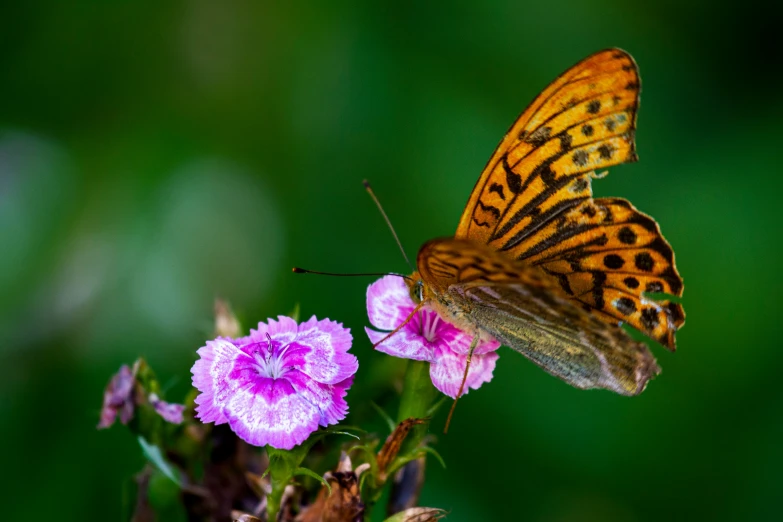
266,469,286,522
396,359,439,456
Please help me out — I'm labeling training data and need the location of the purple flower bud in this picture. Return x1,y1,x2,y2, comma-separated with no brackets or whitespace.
148,393,185,424
97,364,137,429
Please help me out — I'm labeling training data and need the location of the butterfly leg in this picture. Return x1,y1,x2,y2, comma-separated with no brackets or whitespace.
444,334,480,434
372,301,426,349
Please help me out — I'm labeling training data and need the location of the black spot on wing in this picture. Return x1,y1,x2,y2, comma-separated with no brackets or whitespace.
489,183,506,200
603,254,624,269
477,201,501,220
623,276,640,289
616,297,636,315
502,154,523,194
635,252,655,271
558,132,573,151
581,124,594,137
525,126,552,146
572,150,589,166
618,226,637,245
640,308,659,331
587,100,601,114
597,144,615,159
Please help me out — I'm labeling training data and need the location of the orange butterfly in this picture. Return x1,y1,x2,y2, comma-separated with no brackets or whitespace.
406,48,684,397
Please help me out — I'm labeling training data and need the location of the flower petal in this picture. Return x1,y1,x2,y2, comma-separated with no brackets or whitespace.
223,377,320,449
149,393,185,424
442,327,501,356
366,275,416,331
286,370,353,427
237,316,300,354
365,327,433,361
428,348,499,399
191,339,243,424
285,316,357,384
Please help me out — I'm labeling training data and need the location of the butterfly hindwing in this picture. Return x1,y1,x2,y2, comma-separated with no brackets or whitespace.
502,197,685,350
417,238,659,395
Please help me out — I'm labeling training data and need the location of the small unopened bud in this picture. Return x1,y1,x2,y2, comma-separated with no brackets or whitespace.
214,298,241,337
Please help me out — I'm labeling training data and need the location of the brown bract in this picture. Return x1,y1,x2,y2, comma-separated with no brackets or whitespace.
295,455,364,522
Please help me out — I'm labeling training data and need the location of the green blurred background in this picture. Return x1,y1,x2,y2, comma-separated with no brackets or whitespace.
2,1,781,520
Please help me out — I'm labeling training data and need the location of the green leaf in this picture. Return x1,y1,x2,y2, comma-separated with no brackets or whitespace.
425,396,448,418
419,446,446,469
293,467,331,496
370,401,396,432
138,436,181,487
643,291,683,303
321,428,361,440
288,302,301,322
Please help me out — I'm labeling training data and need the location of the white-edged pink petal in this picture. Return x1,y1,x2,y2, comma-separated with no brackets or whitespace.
287,371,354,427
366,275,416,331
191,339,243,424
237,316,300,352
223,377,321,450
288,316,356,384
365,327,433,361
428,347,499,399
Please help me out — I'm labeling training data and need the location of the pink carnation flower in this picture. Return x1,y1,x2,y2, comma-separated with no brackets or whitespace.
365,276,500,398
191,316,357,450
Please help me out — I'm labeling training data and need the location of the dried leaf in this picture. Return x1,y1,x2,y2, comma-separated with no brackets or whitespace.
376,418,425,480
384,507,447,522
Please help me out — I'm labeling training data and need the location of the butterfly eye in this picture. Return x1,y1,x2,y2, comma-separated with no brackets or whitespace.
410,280,424,303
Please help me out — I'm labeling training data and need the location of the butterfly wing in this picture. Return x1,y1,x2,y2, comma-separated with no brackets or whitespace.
512,197,684,349
456,48,640,244
417,238,658,395
453,48,683,349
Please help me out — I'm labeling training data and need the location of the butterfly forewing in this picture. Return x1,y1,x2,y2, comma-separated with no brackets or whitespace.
417,238,659,395
456,49,640,247
448,48,683,351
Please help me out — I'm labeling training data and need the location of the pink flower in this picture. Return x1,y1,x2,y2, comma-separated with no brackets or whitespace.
191,316,357,450
365,276,500,398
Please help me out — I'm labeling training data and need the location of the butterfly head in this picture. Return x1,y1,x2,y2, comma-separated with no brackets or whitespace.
406,272,426,304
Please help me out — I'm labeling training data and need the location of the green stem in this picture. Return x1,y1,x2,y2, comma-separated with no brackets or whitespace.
396,359,439,457
266,467,286,522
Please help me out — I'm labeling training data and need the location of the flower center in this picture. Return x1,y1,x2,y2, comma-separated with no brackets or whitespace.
420,310,440,343
252,333,292,379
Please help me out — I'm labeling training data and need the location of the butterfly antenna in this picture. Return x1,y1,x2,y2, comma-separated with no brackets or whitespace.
444,335,479,434
292,267,414,282
363,180,413,271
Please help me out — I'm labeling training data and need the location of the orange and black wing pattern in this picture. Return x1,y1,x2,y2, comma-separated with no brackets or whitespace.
456,48,640,245
416,238,659,396
452,48,683,349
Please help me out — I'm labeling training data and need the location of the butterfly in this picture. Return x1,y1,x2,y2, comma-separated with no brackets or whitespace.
408,48,684,396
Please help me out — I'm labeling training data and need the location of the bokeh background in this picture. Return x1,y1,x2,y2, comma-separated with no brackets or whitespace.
2,1,781,520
